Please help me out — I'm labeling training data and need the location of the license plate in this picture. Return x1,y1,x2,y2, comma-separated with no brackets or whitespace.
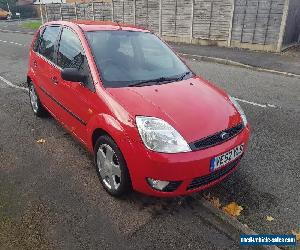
210,144,244,171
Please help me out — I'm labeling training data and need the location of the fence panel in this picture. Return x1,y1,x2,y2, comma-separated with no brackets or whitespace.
45,0,232,41
147,0,160,33
112,0,135,23
161,0,176,36
61,3,76,20
175,0,192,36
112,0,125,22
76,3,93,20
231,0,285,45
135,0,159,32
43,0,287,51
136,0,149,29
94,2,112,21
193,0,232,40
193,0,212,39
46,4,61,21
123,0,135,24
210,0,232,39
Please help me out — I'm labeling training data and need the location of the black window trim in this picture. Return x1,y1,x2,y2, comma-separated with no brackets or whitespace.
82,30,106,89
33,26,45,52
33,24,95,92
57,25,96,92
34,24,63,71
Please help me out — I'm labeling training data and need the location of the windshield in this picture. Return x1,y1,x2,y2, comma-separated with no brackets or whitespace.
86,31,192,87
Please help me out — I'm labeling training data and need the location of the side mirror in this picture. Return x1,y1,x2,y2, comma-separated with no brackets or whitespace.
61,68,86,83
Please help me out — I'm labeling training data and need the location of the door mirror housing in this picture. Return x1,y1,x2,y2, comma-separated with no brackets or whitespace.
61,68,86,83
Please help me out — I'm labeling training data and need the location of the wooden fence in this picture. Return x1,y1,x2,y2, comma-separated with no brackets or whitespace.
42,0,233,41
231,0,287,50
40,0,289,52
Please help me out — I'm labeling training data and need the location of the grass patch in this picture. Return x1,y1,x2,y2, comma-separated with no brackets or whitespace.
22,21,42,30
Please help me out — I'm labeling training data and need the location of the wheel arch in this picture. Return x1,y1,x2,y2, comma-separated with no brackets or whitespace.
27,76,32,86
87,113,132,153
92,128,110,149
88,115,136,187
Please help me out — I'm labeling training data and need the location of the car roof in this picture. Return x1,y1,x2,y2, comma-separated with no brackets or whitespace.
45,20,150,33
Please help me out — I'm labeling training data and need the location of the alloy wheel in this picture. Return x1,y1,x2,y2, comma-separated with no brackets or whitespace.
97,144,122,191
29,85,39,113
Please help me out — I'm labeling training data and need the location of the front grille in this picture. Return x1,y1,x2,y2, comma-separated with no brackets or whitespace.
187,158,240,190
190,123,244,150
163,181,182,192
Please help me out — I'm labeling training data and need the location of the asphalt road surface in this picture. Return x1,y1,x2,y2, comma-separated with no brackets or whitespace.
0,26,299,249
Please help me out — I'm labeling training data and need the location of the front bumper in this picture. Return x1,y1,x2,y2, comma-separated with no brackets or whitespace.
124,125,250,197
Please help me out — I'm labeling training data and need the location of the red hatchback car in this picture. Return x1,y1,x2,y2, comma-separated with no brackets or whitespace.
27,20,250,197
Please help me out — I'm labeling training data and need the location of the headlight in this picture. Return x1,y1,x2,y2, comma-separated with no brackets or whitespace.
136,116,191,153
229,96,248,126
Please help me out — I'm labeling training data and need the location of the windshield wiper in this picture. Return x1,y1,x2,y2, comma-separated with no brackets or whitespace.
128,71,192,87
176,71,192,81
128,76,176,87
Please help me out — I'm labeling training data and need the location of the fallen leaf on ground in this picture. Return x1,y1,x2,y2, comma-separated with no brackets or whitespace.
208,196,222,209
222,202,243,217
291,230,300,241
36,139,46,144
203,192,211,199
266,216,274,221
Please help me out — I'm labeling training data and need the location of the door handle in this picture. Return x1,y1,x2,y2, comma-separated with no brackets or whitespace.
50,76,58,85
33,61,37,68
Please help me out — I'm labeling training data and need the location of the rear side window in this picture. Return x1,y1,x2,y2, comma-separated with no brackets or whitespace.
38,26,60,62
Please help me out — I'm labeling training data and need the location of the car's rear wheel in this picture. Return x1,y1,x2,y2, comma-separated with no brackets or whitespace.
28,82,47,117
94,135,131,197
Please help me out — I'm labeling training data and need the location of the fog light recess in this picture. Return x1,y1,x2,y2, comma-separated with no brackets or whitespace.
147,178,182,192
147,178,170,191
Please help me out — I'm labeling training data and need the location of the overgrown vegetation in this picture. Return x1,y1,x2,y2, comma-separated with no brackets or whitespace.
22,21,42,30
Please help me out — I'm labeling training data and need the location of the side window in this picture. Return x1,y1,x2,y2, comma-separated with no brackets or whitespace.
38,26,60,62
57,28,84,69
57,28,94,91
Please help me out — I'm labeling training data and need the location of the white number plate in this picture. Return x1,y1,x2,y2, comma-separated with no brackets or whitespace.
210,144,244,171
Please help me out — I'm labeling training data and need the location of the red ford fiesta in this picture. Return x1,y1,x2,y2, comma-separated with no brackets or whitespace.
27,20,250,197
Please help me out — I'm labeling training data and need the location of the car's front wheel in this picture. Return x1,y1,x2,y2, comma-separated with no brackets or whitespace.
94,135,131,197
28,82,47,117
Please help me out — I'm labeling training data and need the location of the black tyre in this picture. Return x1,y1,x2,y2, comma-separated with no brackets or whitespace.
94,135,131,197
28,82,47,117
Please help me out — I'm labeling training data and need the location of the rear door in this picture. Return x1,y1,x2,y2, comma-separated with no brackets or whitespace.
34,25,62,118
52,27,97,144
29,27,44,93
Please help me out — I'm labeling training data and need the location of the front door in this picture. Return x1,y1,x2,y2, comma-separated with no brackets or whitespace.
52,27,96,144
